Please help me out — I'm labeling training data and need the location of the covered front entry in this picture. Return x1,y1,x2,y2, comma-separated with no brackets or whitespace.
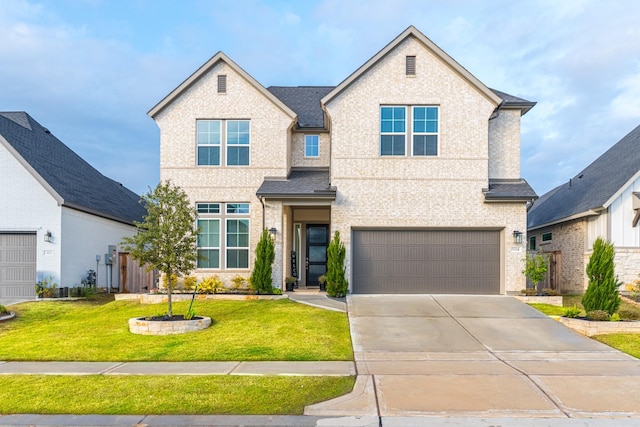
289,209,331,288
352,229,501,294
0,233,37,298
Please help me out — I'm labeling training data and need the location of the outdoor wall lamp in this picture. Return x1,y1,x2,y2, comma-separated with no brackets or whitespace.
44,230,52,242
269,227,277,239
513,230,523,244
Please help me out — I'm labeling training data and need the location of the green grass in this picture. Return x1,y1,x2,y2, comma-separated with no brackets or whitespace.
0,297,353,361
0,375,355,415
527,294,640,360
592,334,640,359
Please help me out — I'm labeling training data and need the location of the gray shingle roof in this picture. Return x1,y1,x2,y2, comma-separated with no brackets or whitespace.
484,179,538,201
267,86,334,129
256,168,336,199
528,124,640,229
490,89,536,115
0,112,146,225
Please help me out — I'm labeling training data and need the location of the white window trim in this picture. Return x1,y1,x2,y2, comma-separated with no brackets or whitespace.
411,106,439,157
196,119,251,167
304,134,320,158
380,106,407,156
196,202,250,271
380,105,439,158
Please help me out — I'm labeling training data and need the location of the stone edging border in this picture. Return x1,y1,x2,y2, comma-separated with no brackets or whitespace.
0,312,16,322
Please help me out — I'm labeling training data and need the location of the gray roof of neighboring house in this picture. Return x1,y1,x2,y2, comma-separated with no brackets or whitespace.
256,168,336,199
267,86,334,129
528,124,640,229
0,112,146,225
267,86,534,129
484,179,538,201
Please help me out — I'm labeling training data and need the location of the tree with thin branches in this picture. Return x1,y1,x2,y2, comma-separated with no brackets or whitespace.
121,181,198,318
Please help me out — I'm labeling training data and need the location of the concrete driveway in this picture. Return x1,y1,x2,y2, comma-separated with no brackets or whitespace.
307,294,640,420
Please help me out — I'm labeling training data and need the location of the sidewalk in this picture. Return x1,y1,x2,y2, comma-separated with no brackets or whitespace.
0,360,355,376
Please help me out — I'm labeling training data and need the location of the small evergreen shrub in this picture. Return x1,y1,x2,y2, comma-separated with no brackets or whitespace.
610,313,621,322
161,274,178,290
581,238,621,315
0,305,8,315
326,231,348,298
542,288,560,296
618,308,640,320
521,288,537,296
563,305,581,318
250,229,275,294
271,287,283,295
586,310,610,321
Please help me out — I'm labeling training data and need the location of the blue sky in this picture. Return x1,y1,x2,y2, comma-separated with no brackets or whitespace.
2,0,640,196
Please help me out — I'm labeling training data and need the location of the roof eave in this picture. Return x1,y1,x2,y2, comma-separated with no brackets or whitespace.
321,25,502,107
148,52,297,119
603,169,640,209
502,102,537,116
528,209,603,231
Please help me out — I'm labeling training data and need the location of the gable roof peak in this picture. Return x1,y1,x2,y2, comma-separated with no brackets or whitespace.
322,25,503,107
148,51,296,119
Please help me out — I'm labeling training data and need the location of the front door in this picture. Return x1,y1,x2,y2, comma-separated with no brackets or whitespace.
306,224,329,286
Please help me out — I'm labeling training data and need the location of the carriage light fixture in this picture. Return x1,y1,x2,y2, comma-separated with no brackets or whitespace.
512,230,523,244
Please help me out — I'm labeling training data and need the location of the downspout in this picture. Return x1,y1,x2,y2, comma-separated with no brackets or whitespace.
259,195,265,230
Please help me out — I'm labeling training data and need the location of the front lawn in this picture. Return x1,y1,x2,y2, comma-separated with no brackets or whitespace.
0,297,353,361
0,375,355,415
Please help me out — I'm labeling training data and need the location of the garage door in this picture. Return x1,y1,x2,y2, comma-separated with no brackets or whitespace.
0,233,37,298
352,230,500,294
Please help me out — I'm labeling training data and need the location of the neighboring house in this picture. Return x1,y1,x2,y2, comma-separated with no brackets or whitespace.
0,112,151,298
148,25,537,295
527,125,640,293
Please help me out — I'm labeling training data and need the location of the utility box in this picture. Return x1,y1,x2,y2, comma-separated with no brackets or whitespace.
105,245,117,265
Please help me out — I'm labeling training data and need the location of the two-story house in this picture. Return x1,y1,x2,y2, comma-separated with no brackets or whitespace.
148,26,536,294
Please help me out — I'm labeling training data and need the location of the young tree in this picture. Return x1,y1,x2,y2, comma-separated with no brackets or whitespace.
582,237,621,315
250,228,275,294
326,231,348,298
522,252,548,291
121,181,198,317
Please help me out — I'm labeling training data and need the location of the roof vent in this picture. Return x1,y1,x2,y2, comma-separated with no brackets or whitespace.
406,56,416,76
218,75,227,94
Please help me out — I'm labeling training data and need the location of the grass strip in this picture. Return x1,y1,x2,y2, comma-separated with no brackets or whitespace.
0,375,355,415
0,298,352,361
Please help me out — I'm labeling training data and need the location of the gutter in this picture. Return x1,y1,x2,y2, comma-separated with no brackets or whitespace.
527,208,603,231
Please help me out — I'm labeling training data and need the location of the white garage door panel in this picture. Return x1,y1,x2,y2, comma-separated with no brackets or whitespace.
0,233,37,298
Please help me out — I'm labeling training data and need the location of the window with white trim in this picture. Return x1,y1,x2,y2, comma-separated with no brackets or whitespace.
196,119,250,166
196,202,250,269
304,135,319,157
542,232,552,242
380,106,439,157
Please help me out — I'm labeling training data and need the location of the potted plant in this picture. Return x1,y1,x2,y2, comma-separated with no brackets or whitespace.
285,276,296,292
318,275,327,292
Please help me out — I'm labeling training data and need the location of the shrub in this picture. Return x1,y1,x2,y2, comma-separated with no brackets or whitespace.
610,313,621,322
182,276,198,291
618,308,640,320
564,305,581,318
521,288,537,296
271,287,283,295
542,288,560,296
326,231,348,298
581,238,621,315
198,276,223,294
0,305,8,315
586,310,610,321
250,229,275,294
231,275,250,292
161,274,178,290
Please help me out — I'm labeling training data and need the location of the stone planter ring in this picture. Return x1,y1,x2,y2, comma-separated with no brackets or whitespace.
129,316,212,335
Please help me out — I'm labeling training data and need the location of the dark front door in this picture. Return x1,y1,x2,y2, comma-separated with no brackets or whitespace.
306,224,329,286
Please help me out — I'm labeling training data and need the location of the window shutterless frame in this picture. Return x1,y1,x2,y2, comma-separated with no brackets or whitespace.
196,119,250,166
195,202,250,270
380,105,439,157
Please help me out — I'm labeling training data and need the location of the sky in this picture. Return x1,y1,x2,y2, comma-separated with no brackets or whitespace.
2,0,640,196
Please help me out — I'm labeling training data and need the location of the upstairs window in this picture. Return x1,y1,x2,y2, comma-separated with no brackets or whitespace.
305,135,319,157
196,119,250,166
380,106,438,157
413,107,438,156
380,106,406,156
542,232,552,242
